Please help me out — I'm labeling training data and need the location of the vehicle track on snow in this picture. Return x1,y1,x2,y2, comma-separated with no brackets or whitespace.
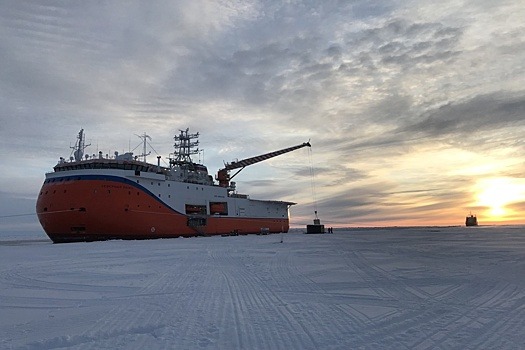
267,245,369,348
74,251,204,349
3,230,525,349
211,243,320,349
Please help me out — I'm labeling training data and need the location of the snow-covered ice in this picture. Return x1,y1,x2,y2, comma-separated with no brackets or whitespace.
1,226,525,349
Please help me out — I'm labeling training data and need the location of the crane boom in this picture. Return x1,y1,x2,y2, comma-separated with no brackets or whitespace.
217,141,311,188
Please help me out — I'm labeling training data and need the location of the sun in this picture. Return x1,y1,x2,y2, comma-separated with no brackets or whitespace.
475,177,525,219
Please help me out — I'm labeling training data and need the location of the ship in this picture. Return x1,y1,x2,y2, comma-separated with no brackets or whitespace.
36,128,311,243
465,213,478,226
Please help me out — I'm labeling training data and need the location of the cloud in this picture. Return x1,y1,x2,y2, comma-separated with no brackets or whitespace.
1,1,525,232
397,92,525,149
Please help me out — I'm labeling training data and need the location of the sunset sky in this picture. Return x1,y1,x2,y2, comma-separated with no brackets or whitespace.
1,1,524,234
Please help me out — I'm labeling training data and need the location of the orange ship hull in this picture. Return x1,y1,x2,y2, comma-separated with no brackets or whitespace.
36,177,290,243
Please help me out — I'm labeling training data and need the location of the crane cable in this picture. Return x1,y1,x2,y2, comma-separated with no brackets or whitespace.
307,146,319,217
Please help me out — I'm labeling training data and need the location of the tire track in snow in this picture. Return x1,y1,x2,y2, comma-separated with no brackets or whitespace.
417,281,523,348
336,247,457,347
335,232,525,349
434,283,525,349
38,245,202,349
105,259,201,345
3,230,525,349
260,236,376,348
210,238,322,349
268,247,367,347
211,243,292,349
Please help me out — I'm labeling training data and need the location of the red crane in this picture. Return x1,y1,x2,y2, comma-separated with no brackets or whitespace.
217,141,311,188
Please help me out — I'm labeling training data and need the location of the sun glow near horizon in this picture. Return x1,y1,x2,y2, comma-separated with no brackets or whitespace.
475,177,525,221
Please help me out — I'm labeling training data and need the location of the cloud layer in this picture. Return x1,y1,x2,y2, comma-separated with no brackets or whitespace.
1,0,524,232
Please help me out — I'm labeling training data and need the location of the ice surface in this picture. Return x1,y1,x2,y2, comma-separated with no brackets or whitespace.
1,226,525,349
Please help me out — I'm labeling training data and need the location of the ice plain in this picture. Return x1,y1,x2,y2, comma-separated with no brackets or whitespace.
1,226,525,349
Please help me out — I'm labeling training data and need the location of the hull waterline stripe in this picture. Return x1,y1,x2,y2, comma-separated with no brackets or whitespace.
42,174,290,220
45,174,182,214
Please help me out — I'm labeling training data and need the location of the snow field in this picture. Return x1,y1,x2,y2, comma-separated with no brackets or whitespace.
1,226,525,349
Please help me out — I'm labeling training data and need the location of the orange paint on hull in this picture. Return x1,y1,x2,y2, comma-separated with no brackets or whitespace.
36,178,289,243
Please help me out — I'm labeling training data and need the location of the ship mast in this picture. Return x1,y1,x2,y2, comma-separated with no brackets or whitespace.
135,133,152,163
171,128,200,165
71,129,91,162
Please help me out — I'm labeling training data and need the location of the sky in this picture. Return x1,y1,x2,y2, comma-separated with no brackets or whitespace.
0,0,524,233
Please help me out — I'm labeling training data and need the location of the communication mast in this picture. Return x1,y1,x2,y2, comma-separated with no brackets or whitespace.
171,128,199,165
135,133,152,163
70,129,91,162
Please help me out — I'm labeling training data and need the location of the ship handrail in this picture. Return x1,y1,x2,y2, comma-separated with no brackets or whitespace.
54,159,166,173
